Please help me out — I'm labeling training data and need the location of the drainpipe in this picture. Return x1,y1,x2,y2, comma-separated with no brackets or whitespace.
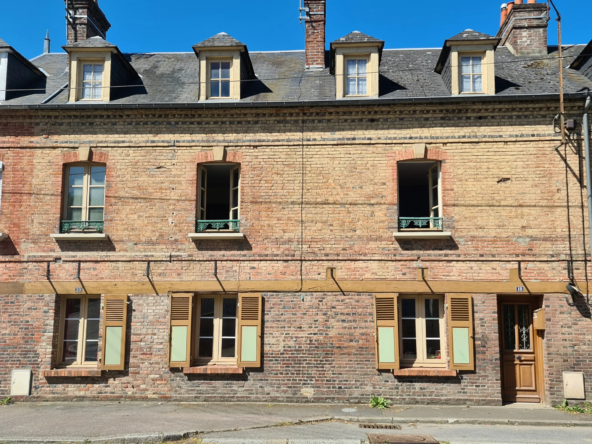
584,94,592,278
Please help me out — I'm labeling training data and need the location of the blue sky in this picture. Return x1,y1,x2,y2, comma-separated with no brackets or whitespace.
2,0,590,59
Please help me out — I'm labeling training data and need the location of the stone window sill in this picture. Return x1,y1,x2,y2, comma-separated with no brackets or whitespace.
183,366,243,375
393,368,458,377
42,369,102,377
393,232,452,240
188,233,245,240
0,233,7,240
51,233,109,241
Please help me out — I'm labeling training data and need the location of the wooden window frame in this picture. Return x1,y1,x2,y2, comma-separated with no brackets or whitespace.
193,294,238,366
57,295,101,368
344,56,370,97
78,59,105,101
399,294,447,368
207,58,233,99
459,53,484,94
197,163,241,231
63,163,106,224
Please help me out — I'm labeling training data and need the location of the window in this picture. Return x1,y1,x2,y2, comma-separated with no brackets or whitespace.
346,58,368,96
195,295,238,365
197,163,240,232
59,296,100,367
460,56,482,93
397,161,441,230
209,60,231,98
400,295,446,368
63,164,106,232
81,64,104,100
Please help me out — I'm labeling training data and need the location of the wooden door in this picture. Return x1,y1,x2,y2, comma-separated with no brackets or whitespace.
500,300,540,403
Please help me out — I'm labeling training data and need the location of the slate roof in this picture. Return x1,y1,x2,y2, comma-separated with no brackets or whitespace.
0,37,10,48
332,31,384,45
193,33,245,48
447,29,496,41
1,44,591,107
63,36,117,49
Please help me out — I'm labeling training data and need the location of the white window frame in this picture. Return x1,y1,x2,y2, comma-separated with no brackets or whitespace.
194,294,238,366
399,294,447,368
208,59,232,99
197,163,241,229
345,57,369,97
459,54,483,94
63,163,106,224
397,161,443,231
80,62,105,101
58,295,101,368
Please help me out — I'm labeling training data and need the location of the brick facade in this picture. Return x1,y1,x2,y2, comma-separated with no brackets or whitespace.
0,100,591,405
65,0,111,45
498,3,549,57
304,0,326,68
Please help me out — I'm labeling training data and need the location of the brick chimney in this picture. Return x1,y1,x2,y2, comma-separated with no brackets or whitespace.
65,0,111,44
497,0,549,56
303,0,326,69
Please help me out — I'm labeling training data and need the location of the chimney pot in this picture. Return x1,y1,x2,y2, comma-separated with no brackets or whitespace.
500,4,508,26
43,30,51,54
515,0,523,3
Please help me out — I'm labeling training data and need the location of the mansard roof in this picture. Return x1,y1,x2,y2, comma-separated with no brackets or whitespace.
331,31,384,45
193,32,246,49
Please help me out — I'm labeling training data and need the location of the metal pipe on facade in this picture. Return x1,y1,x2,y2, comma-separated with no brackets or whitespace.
583,95,592,275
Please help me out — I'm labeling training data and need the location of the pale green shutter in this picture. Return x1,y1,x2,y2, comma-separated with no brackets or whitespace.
238,293,262,368
448,294,475,371
101,295,128,371
169,293,193,368
375,294,399,370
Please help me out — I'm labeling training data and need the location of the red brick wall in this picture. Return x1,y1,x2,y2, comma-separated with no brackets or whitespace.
304,0,326,68
498,4,548,56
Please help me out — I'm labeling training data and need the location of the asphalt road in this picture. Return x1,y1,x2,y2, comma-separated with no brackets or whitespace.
202,421,592,444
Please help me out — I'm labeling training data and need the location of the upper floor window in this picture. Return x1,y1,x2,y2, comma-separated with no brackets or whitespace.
197,163,240,232
398,161,441,230
59,295,100,367
81,63,104,100
460,56,482,93
346,58,368,96
209,60,231,99
62,164,106,233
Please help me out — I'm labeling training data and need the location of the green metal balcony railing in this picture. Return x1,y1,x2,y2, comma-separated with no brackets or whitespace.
399,217,443,230
60,220,105,234
196,220,240,233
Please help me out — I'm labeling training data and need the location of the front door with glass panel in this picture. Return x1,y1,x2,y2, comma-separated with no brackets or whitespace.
195,295,238,365
500,300,541,403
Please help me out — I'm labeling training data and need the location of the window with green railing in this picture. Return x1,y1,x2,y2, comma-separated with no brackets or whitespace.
197,163,240,233
398,161,443,231
61,164,106,233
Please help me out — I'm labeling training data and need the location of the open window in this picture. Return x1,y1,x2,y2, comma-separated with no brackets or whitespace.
61,163,106,234
197,164,240,232
397,161,442,231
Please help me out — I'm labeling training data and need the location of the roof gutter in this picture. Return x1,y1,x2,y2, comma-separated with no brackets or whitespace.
0,92,588,111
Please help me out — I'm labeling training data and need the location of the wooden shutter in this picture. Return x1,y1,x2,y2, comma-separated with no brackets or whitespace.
237,293,262,368
101,294,128,371
448,294,475,371
199,166,207,221
375,294,399,370
169,293,193,368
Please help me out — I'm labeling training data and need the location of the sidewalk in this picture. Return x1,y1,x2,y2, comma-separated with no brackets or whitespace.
0,402,591,443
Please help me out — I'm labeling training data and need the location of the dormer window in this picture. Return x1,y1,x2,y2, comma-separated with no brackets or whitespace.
82,63,104,100
460,56,482,93
346,58,368,96
209,60,231,98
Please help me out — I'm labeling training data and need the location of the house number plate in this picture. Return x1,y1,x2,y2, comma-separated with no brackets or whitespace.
75,287,83,293
516,286,525,292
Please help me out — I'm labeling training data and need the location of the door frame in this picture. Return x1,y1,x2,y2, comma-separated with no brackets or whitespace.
497,295,545,404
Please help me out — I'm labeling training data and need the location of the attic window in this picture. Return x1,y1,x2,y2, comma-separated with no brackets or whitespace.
460,56,482,93
209,61,231,98
346,58,368,96
82,64,104,100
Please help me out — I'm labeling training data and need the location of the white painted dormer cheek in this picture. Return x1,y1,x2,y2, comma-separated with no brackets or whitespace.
0,53,8,102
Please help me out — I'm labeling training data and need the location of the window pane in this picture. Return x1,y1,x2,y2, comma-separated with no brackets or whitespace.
201,298,214,317
425,319,440,338
65,298,81,318
63,341,78,361
85,341,98,362
401,319,416,338
223,298,237,318
431,167,438,186
88,208,104,221
86,320,100,341
221,62,231,79
69,167,85,186
210,62,220,79
518,304,531,350
425,299,439,318
402,339,417,359
231,208,239,220
358,60,367,75
83,65,93,81
63,319,80,340
461,75,471,92
221,338,236,358
346,78,356,95
473,75,482,93
221,81,230,97
461,57,471,74
198,338,213,358
472,57,482,74
222,318,236,337
199,318,214,337
233,168,239,186
211,81,220,97
93,65,103,81
82,84,92,99
347,60,357,75
87,298,100,318
358,78,367,95
401,299,415,318
67,208,82,221
426,339,441,359
68,187,83,207
92,83,102,100
432,207,440,218
503,305,516,351
91,166,106,185
432,187,439,207
89,187,105,206
232,188,239,207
